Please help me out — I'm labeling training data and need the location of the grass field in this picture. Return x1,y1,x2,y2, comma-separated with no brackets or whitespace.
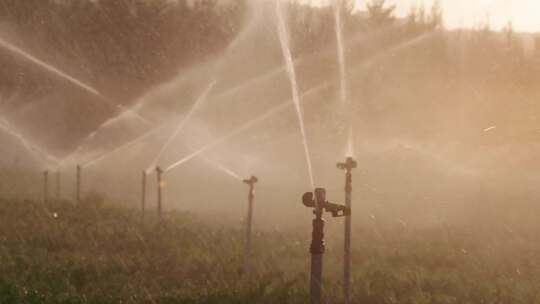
0,197,539,303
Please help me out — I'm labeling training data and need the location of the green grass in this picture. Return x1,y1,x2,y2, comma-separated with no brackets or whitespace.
0,198,539,303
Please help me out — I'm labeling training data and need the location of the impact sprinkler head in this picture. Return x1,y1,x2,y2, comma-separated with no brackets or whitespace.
302,188,351,217
243,175,258,185
303,188,328,208
337,157,357,171
302,191,316,208
155,166,163,174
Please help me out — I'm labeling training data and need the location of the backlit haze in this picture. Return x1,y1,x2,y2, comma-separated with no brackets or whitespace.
308,0,540,31
2,0,540,301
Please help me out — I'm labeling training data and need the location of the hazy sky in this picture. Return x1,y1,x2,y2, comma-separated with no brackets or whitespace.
310,0,540,32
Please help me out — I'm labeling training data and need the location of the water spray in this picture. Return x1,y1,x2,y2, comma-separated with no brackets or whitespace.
0,117,59,166
79,80,213,171
336,156,357,304
80,122,172,169
0,36,148,125
276,1,315,189
148,81,216,170
355,31,437,72
242,175,258,275
346,126,355,158
302,188,350,304
156,166,163,220
0,37,101,98
214,20,403,104
334,0,348,107
76,28,429,173
203,156,242,181
164,82,331,174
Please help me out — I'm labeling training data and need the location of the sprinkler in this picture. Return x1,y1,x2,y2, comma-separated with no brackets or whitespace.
43,170,49,204
156,166,163,219
141,171,147,224
55,171,61,201
337,156,357,304
302,188,350,304
242,175,258,275
76,165,81,205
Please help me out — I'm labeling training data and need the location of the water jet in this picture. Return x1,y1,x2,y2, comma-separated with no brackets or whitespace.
0,36,148,125
164,82,331,174
0,117,59,166
149,81,216,171
276,1,315,189
201,156,242,181
81,122,172,169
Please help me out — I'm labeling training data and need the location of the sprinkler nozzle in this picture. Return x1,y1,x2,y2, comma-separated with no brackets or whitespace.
324,202,351,217
155,166,163,174
337,157,357,171
302,188,350,217
302,191,315,207
243,176,258,185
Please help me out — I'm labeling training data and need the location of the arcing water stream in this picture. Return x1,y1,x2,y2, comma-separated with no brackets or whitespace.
69,21,404,165
0,36,149,125
335,0,348,107
164,82,331,174
275,1,315,189
334,0,355,158
200,155,243,181
82,122,173,169
0,117,59,167
147,80,217,171
162,29,438,175
0,37,102,99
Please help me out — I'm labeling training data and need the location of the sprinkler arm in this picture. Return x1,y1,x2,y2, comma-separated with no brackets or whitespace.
243,176,258,186
337,157,357,171
302,191,351,217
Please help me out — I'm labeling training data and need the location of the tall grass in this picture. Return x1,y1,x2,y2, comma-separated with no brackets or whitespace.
0,197,539,303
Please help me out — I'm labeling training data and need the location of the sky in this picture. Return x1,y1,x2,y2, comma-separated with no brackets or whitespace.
309,0,540,32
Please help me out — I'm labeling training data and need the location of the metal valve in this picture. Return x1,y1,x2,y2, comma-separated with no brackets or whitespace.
302,189,351,217
243,175,258,185
337,157,357,171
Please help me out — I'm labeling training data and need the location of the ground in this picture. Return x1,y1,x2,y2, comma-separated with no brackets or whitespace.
0,198,539,303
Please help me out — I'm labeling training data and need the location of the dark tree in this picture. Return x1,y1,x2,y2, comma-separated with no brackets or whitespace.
366,0,395,28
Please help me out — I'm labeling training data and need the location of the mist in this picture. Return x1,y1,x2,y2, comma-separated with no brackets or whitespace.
0,0,539,302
